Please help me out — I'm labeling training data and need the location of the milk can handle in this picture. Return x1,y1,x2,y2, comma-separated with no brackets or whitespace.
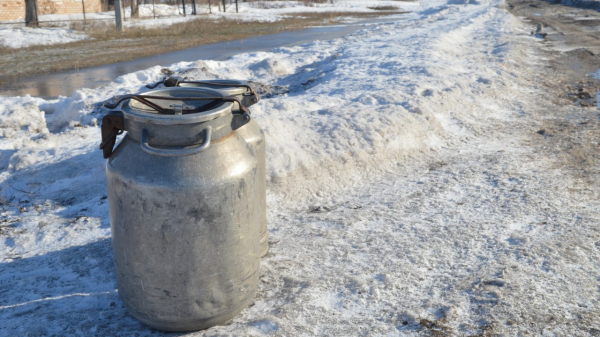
141,127,212,157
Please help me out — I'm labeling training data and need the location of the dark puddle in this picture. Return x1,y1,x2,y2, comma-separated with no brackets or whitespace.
544,0,600,12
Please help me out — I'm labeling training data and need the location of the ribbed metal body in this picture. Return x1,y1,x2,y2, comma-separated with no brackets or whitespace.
105,88,260,331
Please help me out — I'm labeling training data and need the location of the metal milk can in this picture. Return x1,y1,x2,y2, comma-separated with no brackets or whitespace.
149,77,268,257
100,88,260,332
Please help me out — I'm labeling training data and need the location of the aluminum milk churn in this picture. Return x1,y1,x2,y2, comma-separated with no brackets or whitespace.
100,87,260,331
150,77,268,257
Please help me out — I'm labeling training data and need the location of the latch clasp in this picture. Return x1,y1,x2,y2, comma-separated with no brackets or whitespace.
100,111,125,159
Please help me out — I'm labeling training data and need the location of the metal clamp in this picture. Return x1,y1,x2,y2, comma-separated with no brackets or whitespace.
140,127,212,157
170,104,185,115
99,112,125,159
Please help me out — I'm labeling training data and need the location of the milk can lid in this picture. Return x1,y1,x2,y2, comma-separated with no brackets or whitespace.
145,77,260,107
104,87,246,124
129,87,227,114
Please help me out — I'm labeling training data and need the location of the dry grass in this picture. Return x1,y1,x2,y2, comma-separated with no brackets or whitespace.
368,5,401,10
0,11,406,89
83,12,385,41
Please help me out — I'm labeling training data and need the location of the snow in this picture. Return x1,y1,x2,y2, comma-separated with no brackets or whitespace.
0,0,418,48
1,0,600,335
0,26,88,48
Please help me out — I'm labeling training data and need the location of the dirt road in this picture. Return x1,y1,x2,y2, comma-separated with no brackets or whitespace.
507,0,600,201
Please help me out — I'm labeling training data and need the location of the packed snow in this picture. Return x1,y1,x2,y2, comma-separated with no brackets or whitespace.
0,0,418,48
0,26,88,49
1,0,600,335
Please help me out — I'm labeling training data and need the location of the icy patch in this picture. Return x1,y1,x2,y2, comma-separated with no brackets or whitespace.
250,319,279,333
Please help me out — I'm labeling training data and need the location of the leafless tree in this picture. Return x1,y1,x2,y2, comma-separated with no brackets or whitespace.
131,0,139,18
25,0,39,27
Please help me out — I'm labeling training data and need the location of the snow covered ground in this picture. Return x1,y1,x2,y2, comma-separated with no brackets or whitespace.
1,0,599,335
0,26,88,49
0,0,418,48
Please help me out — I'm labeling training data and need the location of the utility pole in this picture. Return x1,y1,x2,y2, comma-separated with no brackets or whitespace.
182,0,186,16
25,0,39,28
114,0,124,32
81,0,87,23
235,0,238,13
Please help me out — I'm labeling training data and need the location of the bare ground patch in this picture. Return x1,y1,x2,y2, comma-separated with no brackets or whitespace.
507,0,600,193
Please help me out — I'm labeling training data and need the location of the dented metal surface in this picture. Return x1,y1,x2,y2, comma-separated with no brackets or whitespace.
148,78,269,257
103,87,260,331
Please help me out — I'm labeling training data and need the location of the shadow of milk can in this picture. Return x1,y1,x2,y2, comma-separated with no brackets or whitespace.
99,87,260,331
148,76,268,257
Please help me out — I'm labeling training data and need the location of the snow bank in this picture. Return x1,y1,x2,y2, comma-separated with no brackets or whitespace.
0,26,88,48
0,96,48,138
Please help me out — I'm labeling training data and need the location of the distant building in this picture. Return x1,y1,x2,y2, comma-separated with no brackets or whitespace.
0,0,103,22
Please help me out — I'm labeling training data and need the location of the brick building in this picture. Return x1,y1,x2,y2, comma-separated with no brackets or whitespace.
0,0,103,22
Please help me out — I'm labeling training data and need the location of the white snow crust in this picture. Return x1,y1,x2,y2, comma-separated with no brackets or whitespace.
1,0,599,335
0,26,88,48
